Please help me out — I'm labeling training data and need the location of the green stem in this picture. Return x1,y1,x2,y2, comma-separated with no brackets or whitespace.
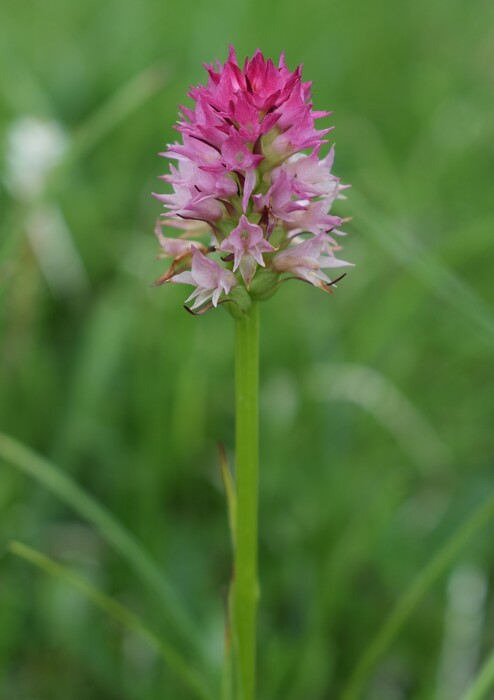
233,302,260,700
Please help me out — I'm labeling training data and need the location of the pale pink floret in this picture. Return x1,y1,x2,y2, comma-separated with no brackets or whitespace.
277,146,344,200
253,170,305,224
157,217,211,237
219,215,275,286
272,235,353,288
154,157,236,222
254,154,345,236
154,222,205,258
285,199,342,236
171,247,237,309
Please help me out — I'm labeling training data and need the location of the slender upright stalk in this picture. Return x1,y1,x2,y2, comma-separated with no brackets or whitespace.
233,302,260,700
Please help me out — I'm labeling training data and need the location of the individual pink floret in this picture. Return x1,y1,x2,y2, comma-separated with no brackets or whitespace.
219,215,275,286
276,146,345,200
171,247,237,309
271,235,353,289
284,199,343,237
154,222,206,258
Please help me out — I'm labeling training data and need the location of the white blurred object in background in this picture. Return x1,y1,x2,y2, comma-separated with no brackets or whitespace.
5,117,89,298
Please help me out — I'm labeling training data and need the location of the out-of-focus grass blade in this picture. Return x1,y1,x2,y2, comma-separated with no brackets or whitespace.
8,541,214,700
0,431,208,672
218,443,236,700
73,63,167,155
49,62,169,190
460,649,494,700
341,488,494,700
308,362,453,477
352,193,494,347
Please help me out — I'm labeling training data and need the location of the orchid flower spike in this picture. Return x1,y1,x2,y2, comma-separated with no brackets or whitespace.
153,46,352,314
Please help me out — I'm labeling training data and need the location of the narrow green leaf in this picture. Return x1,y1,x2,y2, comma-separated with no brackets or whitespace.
218,443,236,700
48,62,170,193
460,648,494,700
9,541,213,700
218,442,237,550
0,432,208,672
341,488,494,700
352,193,494,348
220,621,235,700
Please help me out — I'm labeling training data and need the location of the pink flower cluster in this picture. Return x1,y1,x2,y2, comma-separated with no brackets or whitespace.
154,46,352,313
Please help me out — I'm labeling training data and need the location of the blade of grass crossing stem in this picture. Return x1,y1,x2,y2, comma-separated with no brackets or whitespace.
0,432,207,670
218,443,237,550
341,488,494,700
460,648,494,700
217,444,237,700
220,619,235,700
8,541,213,700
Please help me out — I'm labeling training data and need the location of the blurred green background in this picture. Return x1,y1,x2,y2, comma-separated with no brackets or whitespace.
1,0,494,698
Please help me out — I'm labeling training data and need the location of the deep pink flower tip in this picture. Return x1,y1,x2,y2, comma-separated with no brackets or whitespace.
154,47,351,312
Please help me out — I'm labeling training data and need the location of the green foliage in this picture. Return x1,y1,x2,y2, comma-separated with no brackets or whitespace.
1,0,494,698
9,541,213,700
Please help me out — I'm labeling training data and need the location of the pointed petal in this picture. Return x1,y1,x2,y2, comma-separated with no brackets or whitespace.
239,255,257,287
242,169,257,212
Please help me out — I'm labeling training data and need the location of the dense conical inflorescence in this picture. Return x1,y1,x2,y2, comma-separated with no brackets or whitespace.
154,46,352,313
